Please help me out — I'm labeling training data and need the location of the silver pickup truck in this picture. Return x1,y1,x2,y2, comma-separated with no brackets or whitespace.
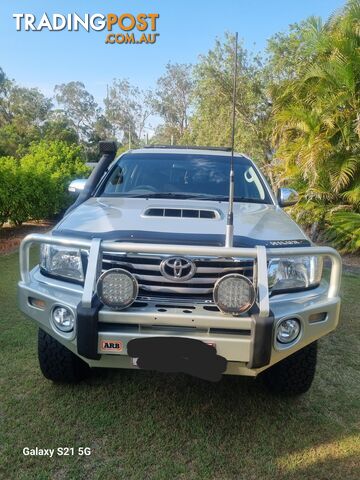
18,144,341,394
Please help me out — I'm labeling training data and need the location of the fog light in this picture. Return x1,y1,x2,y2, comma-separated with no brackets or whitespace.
97,268,138,310
213,274,256,315
276,318,301,344
52,306,75,332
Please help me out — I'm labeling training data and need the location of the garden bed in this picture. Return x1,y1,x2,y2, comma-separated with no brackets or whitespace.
0,221,55,255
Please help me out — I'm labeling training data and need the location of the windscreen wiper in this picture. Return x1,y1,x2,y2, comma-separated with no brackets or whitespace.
124,192,269,203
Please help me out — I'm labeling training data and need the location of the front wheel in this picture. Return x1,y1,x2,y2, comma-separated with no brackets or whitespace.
38,329,91,383
262,341,317,396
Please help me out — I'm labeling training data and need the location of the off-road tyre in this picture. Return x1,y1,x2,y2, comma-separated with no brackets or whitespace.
38,329,91,383
262,341,317,396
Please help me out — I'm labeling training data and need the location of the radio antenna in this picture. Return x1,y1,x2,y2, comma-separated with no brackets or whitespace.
225,32,238,248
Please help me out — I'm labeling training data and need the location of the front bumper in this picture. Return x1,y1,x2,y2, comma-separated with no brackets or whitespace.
18,235,342,376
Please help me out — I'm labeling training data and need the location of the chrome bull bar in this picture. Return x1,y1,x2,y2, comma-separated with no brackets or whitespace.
19,233,342,318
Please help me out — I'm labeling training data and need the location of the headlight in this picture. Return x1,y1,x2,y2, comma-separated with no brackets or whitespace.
268,256,322,293
40,244,85,282
213,274,256,315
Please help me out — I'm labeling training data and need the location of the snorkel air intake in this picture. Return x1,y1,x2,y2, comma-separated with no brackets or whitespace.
65,140,117,215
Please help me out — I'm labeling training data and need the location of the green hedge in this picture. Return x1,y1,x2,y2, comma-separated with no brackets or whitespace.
0,141,89,227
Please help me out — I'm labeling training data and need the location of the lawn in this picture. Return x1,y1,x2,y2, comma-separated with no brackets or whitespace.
0,252,359,480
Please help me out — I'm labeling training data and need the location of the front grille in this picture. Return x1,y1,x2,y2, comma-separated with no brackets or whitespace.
102,253,255,303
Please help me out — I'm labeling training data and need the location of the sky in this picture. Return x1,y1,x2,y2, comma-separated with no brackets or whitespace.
0,1,345,112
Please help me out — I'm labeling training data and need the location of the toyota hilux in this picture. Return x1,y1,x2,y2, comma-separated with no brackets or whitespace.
18,143,342,394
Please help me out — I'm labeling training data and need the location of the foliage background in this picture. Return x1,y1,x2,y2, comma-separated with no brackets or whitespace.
0,0,359,252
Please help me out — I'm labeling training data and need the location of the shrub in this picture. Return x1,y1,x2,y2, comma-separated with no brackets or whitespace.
288,199,360,253
0,141,89,226
287,200,328,242
326,211,360,253
20,141,89,220
0,157,22,226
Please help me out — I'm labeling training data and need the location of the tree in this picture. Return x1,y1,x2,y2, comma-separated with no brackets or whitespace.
188,34,273,180
104,79,152,147
0,70,52,156
150,63,193,143
42,112,79,144
89,114,116,144
271,4,360,196
269,0,360,251
0,69,14,126
266,20,317,82
54,81,99,142
151,123,182,146
0,68,5,87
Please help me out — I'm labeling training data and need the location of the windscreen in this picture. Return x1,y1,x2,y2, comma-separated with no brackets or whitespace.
100,153,272,203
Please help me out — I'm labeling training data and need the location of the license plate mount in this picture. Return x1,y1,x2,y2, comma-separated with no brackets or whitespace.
127,337,226,382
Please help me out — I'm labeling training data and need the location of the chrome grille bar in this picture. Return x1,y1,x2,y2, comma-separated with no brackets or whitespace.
101,252,254,300
140,285,214,295
102,257,253,274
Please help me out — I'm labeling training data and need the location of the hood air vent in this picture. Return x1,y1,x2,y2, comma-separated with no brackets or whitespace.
143,208,220,219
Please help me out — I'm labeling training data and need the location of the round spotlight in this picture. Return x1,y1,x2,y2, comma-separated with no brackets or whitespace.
97,268,138,310
52,306,75,332
276,318,301,344
213,274,256,315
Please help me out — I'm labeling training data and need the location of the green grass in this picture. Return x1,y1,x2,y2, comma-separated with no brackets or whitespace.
0,252,359,480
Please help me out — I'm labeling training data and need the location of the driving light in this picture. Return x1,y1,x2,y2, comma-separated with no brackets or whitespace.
276,318,301,344
52,306,75,332
97,268,138,310
213,274,256,315
268,256,322,293
40,244,85,282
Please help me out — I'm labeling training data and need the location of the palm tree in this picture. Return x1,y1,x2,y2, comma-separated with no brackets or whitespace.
271,0,360,251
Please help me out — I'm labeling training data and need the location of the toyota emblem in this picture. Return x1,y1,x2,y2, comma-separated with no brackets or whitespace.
160,257,196,282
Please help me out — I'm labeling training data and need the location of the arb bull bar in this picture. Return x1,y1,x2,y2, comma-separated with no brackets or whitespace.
19,234,342,374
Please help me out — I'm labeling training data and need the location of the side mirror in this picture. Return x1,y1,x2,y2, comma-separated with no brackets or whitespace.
277,187,299,207
68,179,87,196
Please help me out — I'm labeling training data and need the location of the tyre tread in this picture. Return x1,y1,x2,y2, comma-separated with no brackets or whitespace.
262,341,317,395
38,329,90,383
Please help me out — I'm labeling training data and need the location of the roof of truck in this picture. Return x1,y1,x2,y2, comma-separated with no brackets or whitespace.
127,145,250,158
